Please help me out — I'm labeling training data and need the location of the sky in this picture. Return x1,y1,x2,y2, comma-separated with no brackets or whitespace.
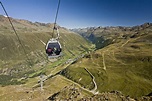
0,0,152,28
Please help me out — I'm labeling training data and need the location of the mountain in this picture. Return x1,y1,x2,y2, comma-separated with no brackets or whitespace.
63,23,152,98
71,23,152,49
0,15,92,85
0,14,152,100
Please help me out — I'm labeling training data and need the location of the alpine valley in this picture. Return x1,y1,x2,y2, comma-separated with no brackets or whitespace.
0,15,152,101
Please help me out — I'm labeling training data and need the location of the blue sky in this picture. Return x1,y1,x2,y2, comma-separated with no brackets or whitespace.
0,0,152,28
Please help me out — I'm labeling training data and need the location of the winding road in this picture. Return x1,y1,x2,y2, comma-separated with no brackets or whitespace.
84,68,98,94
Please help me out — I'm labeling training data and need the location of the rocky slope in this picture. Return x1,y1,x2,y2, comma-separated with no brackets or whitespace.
47,84,152,101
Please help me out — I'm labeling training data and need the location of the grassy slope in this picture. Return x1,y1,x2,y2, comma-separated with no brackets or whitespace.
0,75,90,101
0,15,93,85
0,16,94,100
1,15,151,100
61,25,152,98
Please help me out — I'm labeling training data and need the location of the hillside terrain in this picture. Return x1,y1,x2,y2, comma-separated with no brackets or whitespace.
0,15,92,85
62,23,152,98
0,14,152,100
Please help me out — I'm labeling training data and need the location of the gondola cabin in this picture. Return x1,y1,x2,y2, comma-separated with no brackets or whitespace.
46,38,62,58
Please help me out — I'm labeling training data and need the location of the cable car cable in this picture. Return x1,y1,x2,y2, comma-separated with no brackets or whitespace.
0,1,32,65
45,0,62,58
52,0,60,38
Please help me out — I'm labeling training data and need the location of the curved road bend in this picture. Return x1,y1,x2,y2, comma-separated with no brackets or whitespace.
84,68,98,94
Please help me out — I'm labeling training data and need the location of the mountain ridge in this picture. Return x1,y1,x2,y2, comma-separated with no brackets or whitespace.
71,22,152,49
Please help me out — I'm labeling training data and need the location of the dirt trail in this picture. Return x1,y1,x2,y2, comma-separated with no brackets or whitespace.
121,39,130,47
111,50,126,65
91,54,102,68
40,40,46,46
102,49,109,70
102,52,106,70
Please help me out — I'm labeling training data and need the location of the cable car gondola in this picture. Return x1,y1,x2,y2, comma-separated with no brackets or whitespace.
45,0,62,58
46,24,62,58
46,38,62,58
